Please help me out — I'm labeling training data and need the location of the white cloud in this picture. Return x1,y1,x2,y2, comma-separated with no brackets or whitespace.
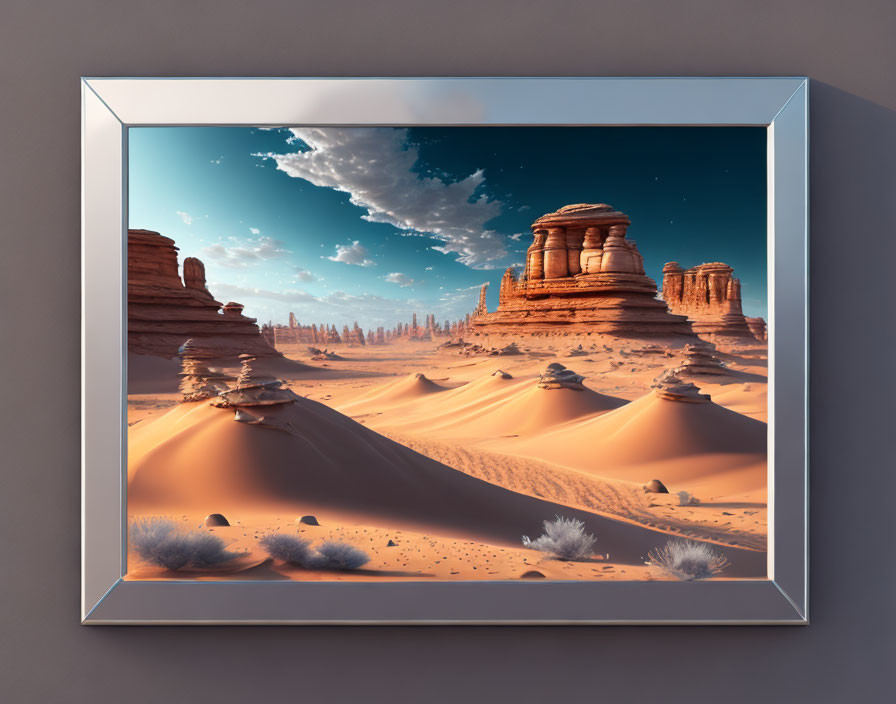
256,128,508,269
249,227,260,235
384,272,420,288
210,156,224,165
293,266,315,282
509,232,526,241
177,210,195,225
327,240,375,267
424,266,433,271
202,235,290,268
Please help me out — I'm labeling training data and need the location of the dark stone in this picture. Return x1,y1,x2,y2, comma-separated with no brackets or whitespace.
643,479,669,494
299,515,320,526
204,513,229,527
520,570,546,579
386,540,397,547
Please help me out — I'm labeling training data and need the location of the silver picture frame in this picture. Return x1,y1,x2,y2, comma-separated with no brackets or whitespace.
82,77,808,625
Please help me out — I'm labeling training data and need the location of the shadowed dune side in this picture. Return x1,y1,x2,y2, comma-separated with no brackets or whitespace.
128,353,183,394
127,396,765,575
128,350,331,395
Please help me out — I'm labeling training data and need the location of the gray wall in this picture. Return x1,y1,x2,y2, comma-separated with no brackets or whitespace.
1,1,893,702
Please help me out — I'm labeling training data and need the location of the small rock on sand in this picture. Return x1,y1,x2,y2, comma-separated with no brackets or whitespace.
643,479,669,494
386,539,397,547
297,515,320,526
520,570,546,579
204,513,230,527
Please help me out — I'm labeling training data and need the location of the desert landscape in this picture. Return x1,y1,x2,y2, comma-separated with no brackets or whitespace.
127,198,769,583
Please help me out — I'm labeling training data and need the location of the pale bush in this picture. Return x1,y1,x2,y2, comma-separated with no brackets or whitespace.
259,534,314,566
129,517,244,570
310,541,370,570
677,491,700,506
647,540,729,580
523,516,596,561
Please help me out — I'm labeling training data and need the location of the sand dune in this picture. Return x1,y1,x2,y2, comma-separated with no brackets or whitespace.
704,384,768,421
345,371,527,429
340,372,451,410
406,384,626,438
501,391,767,494
127,395,764,574
345,369,627,439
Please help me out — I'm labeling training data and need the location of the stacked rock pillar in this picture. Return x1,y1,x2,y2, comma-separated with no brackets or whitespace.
662,263,685,305
725,277,744,315
542,227,569,279
580,226,604,274
566,227,585,275
182,257,207,291
526,230,547,280
600,224,636,273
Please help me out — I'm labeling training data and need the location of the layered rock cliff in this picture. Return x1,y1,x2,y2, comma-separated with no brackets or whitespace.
128,229,280,360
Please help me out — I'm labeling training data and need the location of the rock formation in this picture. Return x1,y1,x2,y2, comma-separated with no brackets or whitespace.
650,369,712,403
746,317,768,342
643,479,669,494
307,347,344,361
177,339,234,402
673,343,729,376
210,354,301,425
128,229,280,359
267,311,460,348
661,261,754,339
456,341,523,357
470,204,693,337
537,363,587,391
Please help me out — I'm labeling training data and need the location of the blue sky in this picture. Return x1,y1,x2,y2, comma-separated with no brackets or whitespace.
129,126,767,329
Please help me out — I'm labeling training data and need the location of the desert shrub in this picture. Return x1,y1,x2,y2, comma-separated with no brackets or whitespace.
522,516,596,561
310,541,370,570
677,490,700,506
129,517,244,570
259,534,314,567
647,539,729,580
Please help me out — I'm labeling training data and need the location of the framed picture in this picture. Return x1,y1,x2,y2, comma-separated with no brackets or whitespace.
82,77,807,624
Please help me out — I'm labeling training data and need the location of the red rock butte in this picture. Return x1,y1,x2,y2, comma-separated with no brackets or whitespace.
128,229,280,359
661,261,758,339
470,203,693,337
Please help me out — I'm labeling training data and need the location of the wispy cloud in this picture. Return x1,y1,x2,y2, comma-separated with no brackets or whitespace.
293,266,315,282
201,235,290,268
384,272,420,288
177,210,195,225
249,227,260,235
255,128,507,269
210,156,224,165
208,283,315,304
327,240,376,267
